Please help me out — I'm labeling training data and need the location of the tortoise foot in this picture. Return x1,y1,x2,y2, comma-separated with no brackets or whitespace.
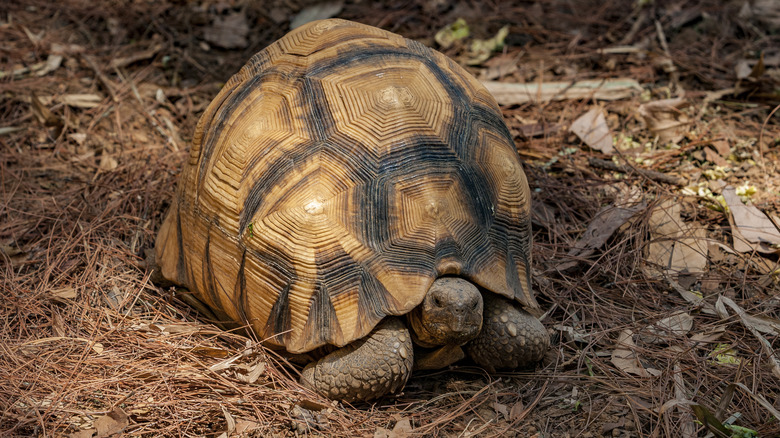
466,294,548,373
300,318,413,402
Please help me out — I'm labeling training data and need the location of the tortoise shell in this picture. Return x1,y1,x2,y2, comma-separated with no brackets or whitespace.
154,19,537,354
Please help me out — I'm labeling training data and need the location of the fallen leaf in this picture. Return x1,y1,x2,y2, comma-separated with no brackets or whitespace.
190,346,231,358
611,330,661,377
554,324,592,343
466,25,509,65
710,343,741,366
710,139,731,157
690,326,726,344
716,296,780,378
204,11,249,49
479,53,519,81
483,78,641,105
221,405,235,435
234,419,260,434
739,0,780,32
570,108,614,154
645,199,708,276
641,311,693,344
509,400,525,421
94,408,129,437
30,92,62,127
35,54,63,77
638,98,691,145
290,1,344,30
393,418,413,434
236,360,267,384
61,94,103,108
291,404,328,431
492,402,509,420
0,243,30,267
99,153,118,171
434,18,469,49
722,186,780,249
557,201,644,271
691,405,732,438
703,147,729,167
110,43,164,69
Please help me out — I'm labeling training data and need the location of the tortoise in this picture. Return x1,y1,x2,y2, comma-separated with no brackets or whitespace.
153,18,549,402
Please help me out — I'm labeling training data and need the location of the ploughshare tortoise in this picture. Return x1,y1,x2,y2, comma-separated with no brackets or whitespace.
154,19,548,402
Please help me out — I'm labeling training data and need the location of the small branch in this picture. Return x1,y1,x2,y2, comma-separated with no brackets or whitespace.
588,157,686,186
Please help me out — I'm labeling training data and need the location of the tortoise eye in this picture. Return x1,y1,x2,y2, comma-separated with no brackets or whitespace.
433,296,442,307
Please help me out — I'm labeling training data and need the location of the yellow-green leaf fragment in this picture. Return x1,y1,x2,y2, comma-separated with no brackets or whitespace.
467,25,510,65
434,18,470,49
710,343,741,365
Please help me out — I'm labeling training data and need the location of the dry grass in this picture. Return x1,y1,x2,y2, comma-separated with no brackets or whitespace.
2,0,779,436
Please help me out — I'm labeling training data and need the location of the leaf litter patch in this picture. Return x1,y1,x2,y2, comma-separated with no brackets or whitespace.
1,0,779,437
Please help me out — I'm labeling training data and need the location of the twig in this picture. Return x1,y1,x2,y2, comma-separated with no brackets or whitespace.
588,157,686,186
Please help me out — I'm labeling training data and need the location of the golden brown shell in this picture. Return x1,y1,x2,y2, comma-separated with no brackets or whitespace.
154,19,537,354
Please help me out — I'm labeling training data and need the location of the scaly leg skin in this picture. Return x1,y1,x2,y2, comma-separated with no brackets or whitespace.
300,318,413,403
466,294,549,373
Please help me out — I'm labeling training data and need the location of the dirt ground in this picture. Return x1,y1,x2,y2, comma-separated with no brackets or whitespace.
2,0,779,437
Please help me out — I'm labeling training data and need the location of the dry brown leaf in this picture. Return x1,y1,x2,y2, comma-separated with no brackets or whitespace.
110,43,164,69
35,54,63,77
716,296,780,379
70,429,95,438
0,243,30,267
204,11,249,49
641,311,693,344
645,199,708,276
571,203,643,255
672,364,697,438
710,139,731,157
234,419,261,434
94,408,129,437
509,400,525,421
479,54,519,81
61,94,102,108
722,186,780,249
221,405,236,435
690,325,726,344
638,98,690,144
99,153,118,171
393,418,413,434
611,330,661,377
290,1,344,30
30,93,61,127
570,108,614,154
492,402,509,420
558,201,644,271
236,360,267,384
190,346,231,358
703,147,729,167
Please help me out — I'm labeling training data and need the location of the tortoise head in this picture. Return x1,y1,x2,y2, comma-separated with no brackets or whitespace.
407,277,483,348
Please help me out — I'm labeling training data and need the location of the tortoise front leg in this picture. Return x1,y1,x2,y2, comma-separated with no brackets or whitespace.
466,294,549,373
300,318,413,402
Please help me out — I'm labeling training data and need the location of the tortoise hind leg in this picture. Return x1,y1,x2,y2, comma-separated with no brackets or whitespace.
466,294,549,373
300,318,413,402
